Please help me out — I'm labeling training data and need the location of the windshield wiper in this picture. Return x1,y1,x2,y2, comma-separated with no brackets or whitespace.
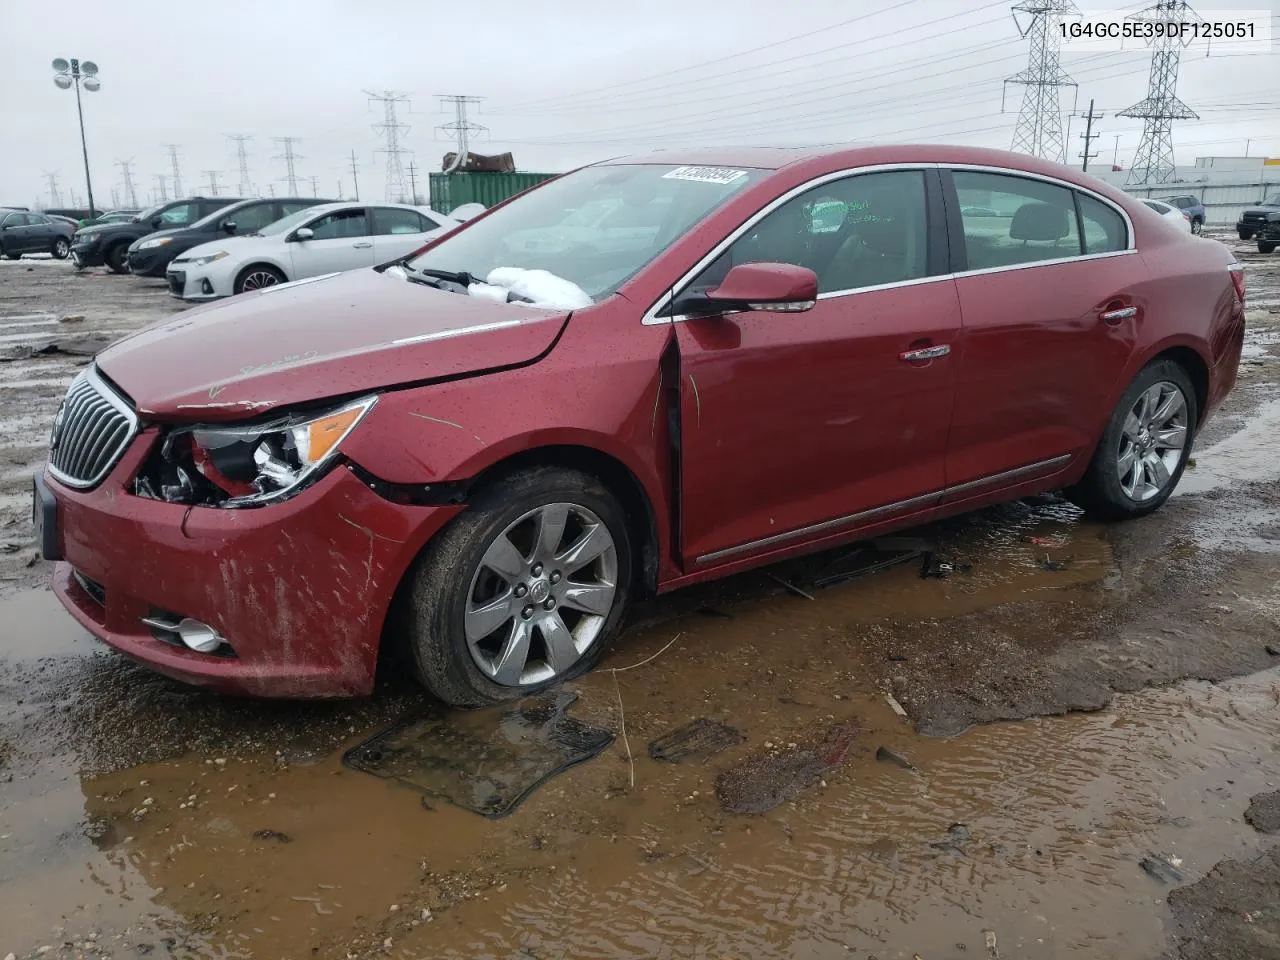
412,267,477,286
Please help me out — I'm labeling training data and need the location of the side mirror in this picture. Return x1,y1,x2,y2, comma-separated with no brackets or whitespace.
672,262,818,317
292,227,314,242
222,221,237,234
150,216,164,229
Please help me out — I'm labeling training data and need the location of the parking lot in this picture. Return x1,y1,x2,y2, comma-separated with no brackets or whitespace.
1,235,1279,960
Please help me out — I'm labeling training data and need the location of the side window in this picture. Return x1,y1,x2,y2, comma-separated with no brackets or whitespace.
222,203,276,233
954,171,1080,269
29,215,50,225
1077,194,1128,254
157,202,199,226
373,208,430,235
279,201,313,217
308,209,369,240
689,170,929,295
5,214,31,226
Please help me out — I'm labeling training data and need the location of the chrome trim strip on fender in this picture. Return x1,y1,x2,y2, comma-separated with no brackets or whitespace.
693,453,1073,566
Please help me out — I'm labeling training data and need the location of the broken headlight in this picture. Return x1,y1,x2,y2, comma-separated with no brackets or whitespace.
135,396,377,507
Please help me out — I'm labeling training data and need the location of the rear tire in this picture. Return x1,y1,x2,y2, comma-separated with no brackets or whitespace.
1066,359,1197,521
1238,229,1253,241
233,264,286,294
51,238,70,260
104,242,129,274
400,466,633,707
1260,241,1278,255
1191,217,1202,235
2,252,18,261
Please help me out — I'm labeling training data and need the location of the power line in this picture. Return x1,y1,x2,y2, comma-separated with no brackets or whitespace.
366,90,412,202
437,95,486,173
272,137,303,195
164,144,184,198
308,175,319,198
498,0,937,112
349,149,361,201
115,158,138,208
507,3,1021,118
203,170,222,196
227,134,254,196
153,173,168,202
1119,0,1203,184
43,172,62,207
1078,98,1103,170
1004,0,1078,163
407,161,418,204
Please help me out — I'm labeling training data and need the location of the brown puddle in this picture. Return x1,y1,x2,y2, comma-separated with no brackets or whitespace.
2,499,1273,960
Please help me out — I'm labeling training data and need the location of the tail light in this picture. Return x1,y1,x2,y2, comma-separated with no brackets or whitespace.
1228,262,1245,304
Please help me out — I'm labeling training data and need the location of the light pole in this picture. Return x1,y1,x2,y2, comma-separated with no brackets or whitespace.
52,58,100,217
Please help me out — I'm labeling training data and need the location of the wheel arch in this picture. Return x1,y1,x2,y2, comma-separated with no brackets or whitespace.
1150,344,1209,425
462,443,662,599
234,259,291,287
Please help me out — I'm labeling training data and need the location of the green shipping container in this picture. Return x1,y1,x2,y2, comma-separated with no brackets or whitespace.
428,172,557,215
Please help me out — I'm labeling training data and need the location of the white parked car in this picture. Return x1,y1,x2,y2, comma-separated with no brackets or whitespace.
1142,199,1192,233
165,202,458,300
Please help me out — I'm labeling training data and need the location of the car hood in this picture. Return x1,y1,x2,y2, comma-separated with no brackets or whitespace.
96,268,569,421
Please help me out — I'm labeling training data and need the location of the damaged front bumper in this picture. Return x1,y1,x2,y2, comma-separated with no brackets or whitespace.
44,441,461,697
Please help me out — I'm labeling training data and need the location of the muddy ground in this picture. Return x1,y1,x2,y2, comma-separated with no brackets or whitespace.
1,235,1278,960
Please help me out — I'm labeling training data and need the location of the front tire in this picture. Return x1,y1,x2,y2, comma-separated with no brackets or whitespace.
402,466,633,707
1238,229,1253,241
51,238,70,260
234,264,286,294
104,242,129,274
1191,217,1203,235
1067,359,1196,520
1260,240,1278,255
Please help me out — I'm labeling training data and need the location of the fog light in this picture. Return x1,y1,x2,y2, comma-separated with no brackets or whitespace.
201,278,214,295
176,617,225,653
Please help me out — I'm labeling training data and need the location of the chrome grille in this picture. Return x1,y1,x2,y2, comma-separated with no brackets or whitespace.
48,367,138,489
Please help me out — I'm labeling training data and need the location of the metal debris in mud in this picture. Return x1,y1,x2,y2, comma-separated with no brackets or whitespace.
648,718,744,764
715,719,857,814
342,690,613,818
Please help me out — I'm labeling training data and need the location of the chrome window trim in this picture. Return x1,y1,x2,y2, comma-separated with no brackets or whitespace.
641,162,942,326
947,162,1136,253
47,365,141,490
694,453,1072,566
641,160,1139,325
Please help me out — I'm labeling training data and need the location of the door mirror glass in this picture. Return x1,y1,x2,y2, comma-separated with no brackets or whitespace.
678,262,817,315
292,227,314,242
150,217,163,229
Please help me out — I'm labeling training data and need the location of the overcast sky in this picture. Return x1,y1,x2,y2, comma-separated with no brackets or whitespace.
1,0,1276,210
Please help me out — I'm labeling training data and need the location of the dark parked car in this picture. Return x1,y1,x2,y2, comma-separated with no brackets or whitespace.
1237,191,1280,250
127,197,334,277
35,145,1244,703
0,210,74,259
71,197,242,273
1162,195,1205,234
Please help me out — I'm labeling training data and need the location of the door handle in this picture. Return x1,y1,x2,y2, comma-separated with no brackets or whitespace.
352,241,373,249
1099,305,1137,324
899,344,950,362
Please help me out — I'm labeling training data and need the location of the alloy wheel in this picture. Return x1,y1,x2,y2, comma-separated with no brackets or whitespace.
53,239,69,259
1116,380,1188,502
242,270,280,291
464,502,618,686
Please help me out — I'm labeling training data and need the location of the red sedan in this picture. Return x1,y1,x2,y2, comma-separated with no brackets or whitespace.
33,145,1245,704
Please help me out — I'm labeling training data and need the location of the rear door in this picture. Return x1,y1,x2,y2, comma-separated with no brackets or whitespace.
942,168,1143,496
286,207,376,278
674,168,960,566
370,207,436,259
26,214,56,250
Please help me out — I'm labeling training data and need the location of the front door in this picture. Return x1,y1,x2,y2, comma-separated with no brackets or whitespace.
287,207,376,279
943,169,1143,492
674,168,960,567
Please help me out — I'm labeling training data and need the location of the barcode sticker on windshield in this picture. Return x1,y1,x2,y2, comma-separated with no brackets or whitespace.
662,166,748,185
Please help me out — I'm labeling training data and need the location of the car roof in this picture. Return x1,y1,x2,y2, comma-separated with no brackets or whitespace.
596,143,1141,206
